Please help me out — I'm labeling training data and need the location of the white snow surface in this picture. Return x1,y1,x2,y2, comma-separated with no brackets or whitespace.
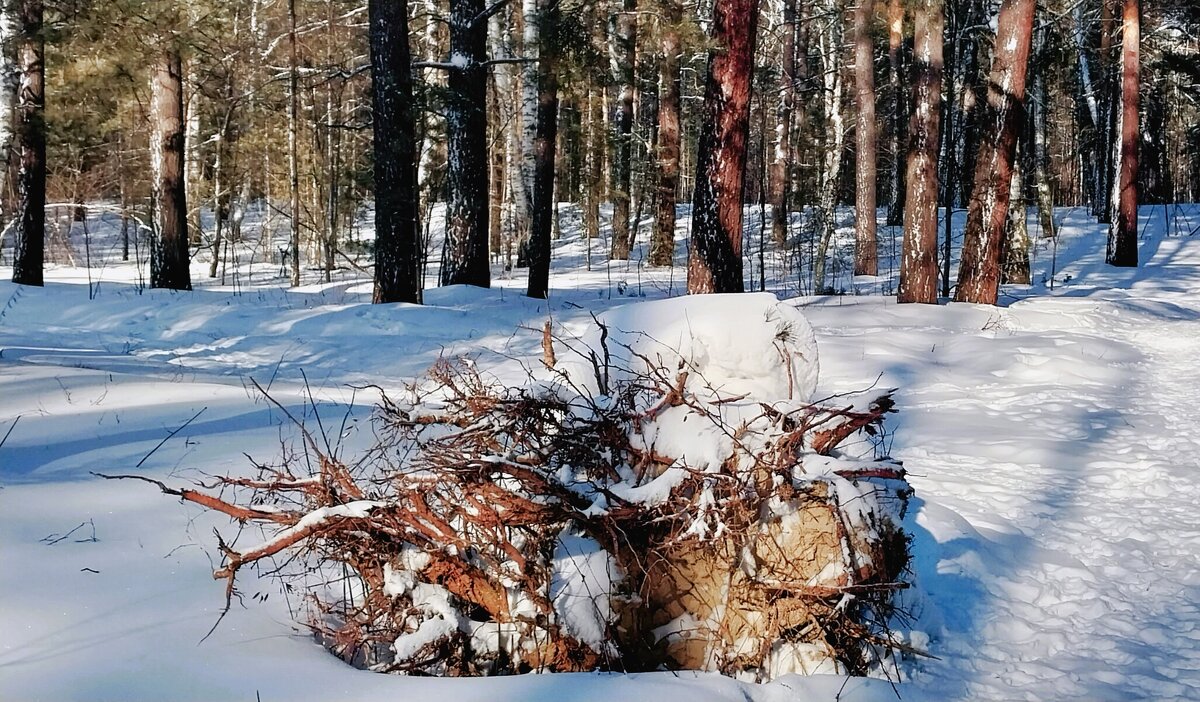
3,204,1200,700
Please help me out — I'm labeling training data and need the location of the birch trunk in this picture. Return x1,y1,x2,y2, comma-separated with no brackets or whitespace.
1106,0,1137,267
811,0,843,294
0,4,19,225
768,0,797,247
884,0,904,226
287,0,301,286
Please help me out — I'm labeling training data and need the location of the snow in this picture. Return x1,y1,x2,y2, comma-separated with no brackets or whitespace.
3,203,1200,699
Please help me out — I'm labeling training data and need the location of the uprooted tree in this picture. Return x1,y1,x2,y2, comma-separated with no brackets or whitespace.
105,295,922,681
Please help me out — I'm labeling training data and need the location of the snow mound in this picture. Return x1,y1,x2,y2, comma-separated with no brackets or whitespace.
564,293,819,404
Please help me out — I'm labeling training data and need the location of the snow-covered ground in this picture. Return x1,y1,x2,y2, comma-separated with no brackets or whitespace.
2,204,1200,700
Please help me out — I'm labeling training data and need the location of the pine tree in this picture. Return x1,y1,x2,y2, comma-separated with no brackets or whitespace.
1107,0,1138,267
10,0,43,287
687,0,761,294
150,43,190,291
955,0,1036,305
896,0,942,304
368,0,422,304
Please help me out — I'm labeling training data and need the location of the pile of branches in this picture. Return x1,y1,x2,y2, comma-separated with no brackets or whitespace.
109,318,919,681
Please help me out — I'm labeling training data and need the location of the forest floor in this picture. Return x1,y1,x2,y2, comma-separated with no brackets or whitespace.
2,204,1199,700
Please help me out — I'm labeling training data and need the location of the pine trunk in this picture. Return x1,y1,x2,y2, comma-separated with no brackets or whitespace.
369,0,422,303
150,45,191,291
687,0,761,294
9,0,42,287
896,0,941,304
1106,0,1137,267
954,0,1036,305
853,0,877,276
649,0,681,267
441,0,491,287
526,0,559,299
609,0,636,260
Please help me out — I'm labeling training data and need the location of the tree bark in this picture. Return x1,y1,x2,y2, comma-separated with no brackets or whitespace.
884,0,905,227
649,0,681,267
768,0,797,247
526,0,559,299
687,0,761,294
811,0,843,294
150,44,191,291
369,0,422,304
287,0,301,286
9,0,42,287
853,0,877,276
441,0,491,287
954,0,1036,305
1002,144,1029,284
1106,0,1137,267
896,0,941,304
0,4,19,227
608,0,636,260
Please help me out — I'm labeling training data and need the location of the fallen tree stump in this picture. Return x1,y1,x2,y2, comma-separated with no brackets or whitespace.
108,294,919,681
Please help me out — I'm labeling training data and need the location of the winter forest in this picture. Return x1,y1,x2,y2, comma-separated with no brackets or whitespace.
2,0,1200,699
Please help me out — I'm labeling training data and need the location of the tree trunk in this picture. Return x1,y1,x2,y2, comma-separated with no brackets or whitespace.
287,0,301,286
768,0,797,247
0,4,20,227
1032,29,1056,239
150,45,191,291
896,0,941,304
853,0,877,276
369,0,422,304
649,0,681,267
9,0,42,287
884,0,905,227
1002,145,1029,284
687,0,761,294
526,0,559,299
1106,0,1137,267
954,0,1036,305
609,0,636,260
812,0,843,294
441,0,491,287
